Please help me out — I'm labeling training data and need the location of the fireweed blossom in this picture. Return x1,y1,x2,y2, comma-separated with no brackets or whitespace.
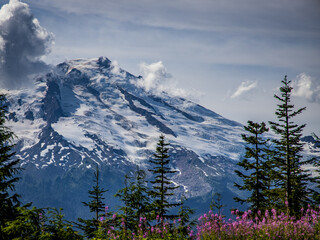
90,206,320,239
197,206,320,240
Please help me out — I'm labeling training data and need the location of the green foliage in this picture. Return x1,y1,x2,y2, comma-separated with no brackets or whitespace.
3,205,82,240
77,166,108,238
149,134,181,221
0,94,21,238
268,75,315,216
234,121,270,213
115,167,151,231
3,204,43,239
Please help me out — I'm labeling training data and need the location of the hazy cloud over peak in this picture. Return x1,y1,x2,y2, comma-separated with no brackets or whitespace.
292,73,320,103
137,61,201,100
231,81,258,99
138,61,171,92
0,0,54,89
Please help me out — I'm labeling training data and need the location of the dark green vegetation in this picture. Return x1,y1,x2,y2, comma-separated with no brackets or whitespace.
0,94,22,240
1,75,320,239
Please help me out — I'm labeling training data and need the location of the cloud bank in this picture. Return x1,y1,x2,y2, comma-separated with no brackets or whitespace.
292,73,320,103
231,81,258,99
0,0,54,89
137,61,201,100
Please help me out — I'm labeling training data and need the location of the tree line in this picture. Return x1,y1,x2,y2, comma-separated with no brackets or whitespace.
0,75,319,239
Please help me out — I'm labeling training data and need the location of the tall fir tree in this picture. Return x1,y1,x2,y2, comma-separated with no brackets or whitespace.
148,135,181,222
77,166,107,238
234,121,270,213
269,75,315,216
0,94,21,238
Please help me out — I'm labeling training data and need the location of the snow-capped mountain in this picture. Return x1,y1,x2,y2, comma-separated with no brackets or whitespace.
8,57,244,168
4,57,246,218
5,56,318,219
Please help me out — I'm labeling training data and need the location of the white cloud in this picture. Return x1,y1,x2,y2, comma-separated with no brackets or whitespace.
137,61,201,100
0,0,54,89
138,61,171,92
231,81,258,99
292,73,320,103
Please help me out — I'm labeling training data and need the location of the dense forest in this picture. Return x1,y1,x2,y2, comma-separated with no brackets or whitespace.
1,76,320,239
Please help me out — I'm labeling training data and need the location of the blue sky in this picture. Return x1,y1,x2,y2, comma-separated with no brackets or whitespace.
0,0,319,134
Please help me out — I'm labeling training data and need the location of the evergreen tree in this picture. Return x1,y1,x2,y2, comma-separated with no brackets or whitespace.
0,94,21,238
77,166,107,238
269,75,314,216
234,121,270,213
115,167,151,231
149,135,181,222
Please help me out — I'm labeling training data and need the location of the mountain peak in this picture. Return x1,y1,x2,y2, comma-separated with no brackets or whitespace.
5,57,248,218
7,56,246,166
97,56,112,68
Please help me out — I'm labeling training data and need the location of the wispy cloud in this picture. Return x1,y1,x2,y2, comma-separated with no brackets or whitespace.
0,0,54,89
292,73,320,103
28,0,320,36
231,81,258,99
